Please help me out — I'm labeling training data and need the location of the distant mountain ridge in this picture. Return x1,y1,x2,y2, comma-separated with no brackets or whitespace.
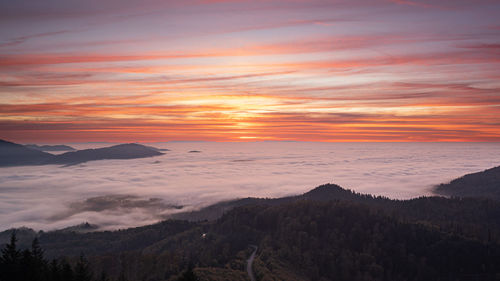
0,139,164,166
0,139,55,166
49,143,164,165
25,144,76,152
434,165,500,200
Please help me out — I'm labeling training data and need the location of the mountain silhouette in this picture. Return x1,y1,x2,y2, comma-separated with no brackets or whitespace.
0,140,163,166
25,144,76,152
0,139,54,166
48,143,164,165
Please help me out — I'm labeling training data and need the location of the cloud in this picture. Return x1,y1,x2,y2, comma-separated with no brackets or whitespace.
48,194,182,221
388,0,434,8
0,30,73,48
1,0,499,144
0,35,394,67
1,142,500,231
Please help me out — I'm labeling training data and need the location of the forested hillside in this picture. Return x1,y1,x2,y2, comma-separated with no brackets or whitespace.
2,184,500,281
435,166,500,200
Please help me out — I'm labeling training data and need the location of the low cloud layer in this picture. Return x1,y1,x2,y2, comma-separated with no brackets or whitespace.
1,142,499,231
48,194,181,222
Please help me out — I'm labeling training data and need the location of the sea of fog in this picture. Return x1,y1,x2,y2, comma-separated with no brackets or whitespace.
1,142,500,231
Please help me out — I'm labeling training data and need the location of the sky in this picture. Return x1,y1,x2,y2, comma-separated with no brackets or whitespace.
0,0,499,143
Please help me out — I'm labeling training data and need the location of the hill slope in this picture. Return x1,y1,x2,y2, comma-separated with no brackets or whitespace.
434,166,500,200
3,167,500,280
3,182,500,280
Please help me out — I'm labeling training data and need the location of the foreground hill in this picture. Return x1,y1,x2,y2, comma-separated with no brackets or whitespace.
0,139,164,166
3,179,500,280
434,166,500,200
172,183,500,240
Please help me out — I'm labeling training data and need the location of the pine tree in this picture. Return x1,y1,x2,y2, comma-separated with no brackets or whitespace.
29,238,47,281
98,271,110,281
49,259,62,281
74,254,93,281
31,238,44,264
178,264,198,281
61,260,74,281
19,249,33,281
0,231,21,281
117,270,127,281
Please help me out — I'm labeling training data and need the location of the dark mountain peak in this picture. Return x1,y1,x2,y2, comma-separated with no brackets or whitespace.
92,143,154,153
304,183,346,194
96,143,162,152
112,143,142,148
172,184,375,222
56,222,98,233
302,183,358,200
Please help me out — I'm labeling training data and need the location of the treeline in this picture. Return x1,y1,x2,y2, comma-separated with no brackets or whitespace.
60,198,500,281
0,231,201,281
0,232,100,281
435,166,500,200
217,201,500,280
3,184,500,280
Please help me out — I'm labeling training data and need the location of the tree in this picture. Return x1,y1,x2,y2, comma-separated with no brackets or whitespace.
0,231,21,281
61,260,74,281
117,270,127,281
28,238,47,281
49,259,62,281
74,255,92,281
20,249,33,281
31,238,44,264
178,264,198,281
98,271,110,281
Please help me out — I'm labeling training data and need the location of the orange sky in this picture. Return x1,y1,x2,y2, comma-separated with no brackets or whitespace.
1,0,499,142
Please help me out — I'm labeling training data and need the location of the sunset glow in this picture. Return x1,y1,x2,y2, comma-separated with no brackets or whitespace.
1,0,499,142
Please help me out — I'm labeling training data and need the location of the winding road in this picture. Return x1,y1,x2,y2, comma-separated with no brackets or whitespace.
246,245,258,281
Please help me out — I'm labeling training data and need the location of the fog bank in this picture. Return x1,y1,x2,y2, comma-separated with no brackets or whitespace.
1,142,499,231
